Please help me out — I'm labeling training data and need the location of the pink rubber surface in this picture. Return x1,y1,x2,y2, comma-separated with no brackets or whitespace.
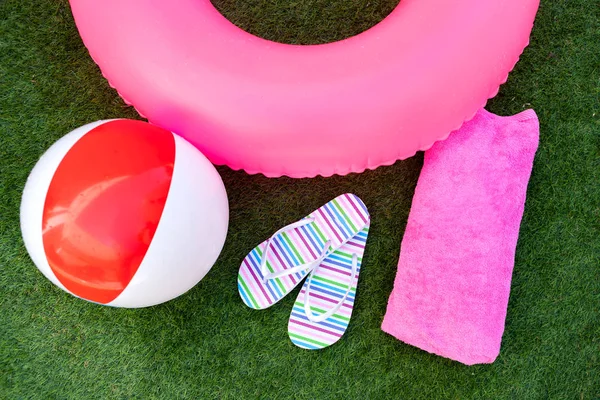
69,0,540,177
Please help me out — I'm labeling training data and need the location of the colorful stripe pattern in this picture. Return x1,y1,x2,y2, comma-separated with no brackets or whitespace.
288,224,370,350
238,194,369,310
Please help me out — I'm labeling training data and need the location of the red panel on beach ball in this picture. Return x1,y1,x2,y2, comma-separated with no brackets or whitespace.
41,120,176,304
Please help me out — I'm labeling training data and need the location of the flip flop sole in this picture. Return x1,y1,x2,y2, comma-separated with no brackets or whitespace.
288,224,370,349
238,194,369,310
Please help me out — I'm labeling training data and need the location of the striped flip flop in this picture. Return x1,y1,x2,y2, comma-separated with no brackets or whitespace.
287,223,370,350
238,194,370,310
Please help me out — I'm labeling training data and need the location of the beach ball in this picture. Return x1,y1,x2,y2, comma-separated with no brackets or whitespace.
20,119,229,308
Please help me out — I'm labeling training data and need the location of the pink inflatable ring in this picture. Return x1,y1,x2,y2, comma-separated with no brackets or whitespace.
69,0,540,178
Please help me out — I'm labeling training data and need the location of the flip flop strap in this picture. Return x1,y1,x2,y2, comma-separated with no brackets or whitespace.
259,217,332,283
304,253,358,323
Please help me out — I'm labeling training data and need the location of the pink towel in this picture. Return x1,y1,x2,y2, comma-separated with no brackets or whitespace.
381,108,539,365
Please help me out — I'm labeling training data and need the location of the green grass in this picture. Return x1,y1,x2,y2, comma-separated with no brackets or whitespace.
1,0,599,398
